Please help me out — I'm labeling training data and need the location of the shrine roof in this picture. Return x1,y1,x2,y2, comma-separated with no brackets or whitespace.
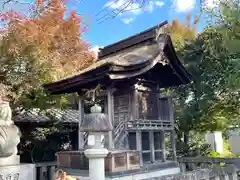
43,21,192,94
14,109,80,124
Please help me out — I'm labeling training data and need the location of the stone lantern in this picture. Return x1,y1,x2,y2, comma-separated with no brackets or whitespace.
80,104,113,180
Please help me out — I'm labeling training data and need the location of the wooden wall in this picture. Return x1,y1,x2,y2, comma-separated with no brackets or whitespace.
138,91,158,120
105,85,172,126
113,91,131,126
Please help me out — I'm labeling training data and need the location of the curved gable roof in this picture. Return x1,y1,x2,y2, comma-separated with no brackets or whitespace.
43,21,192,94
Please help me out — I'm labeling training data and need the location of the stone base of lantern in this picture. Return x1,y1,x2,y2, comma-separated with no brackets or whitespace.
0,163,36,180
84,148,108,180
0,154,20,166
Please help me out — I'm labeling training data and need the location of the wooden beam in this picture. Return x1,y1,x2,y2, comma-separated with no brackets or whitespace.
136,131,143,166
149,130,155,163
168,97,176,160
160,130,166,162
125,136,129,149
156,85,161,120
104,96,108,148
124,92,132,149
168,97,174,124
107,89,114,149
132,87,139,120
111,89,115,145
171,130,177,161
78,97,85,149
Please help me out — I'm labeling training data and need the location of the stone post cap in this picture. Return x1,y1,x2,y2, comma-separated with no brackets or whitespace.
84,148,108,158
90,104,102,114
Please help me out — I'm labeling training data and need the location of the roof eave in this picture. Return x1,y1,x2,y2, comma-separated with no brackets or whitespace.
164,35,192,84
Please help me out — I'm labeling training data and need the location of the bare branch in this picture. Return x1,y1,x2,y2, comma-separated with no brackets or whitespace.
95,0,119,16
96,0,132,24
95,0,147,24
0,0,34,13
2,0,12,9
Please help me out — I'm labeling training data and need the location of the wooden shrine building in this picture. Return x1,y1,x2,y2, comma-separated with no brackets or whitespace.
43,21,192,174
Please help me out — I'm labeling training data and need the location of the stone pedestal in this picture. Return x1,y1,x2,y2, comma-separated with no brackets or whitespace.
0,100,33,180
0,155,20,166
0,164,36,180
84,148,108,180
229,128,240,154
229,135,240,154
205,131,223,153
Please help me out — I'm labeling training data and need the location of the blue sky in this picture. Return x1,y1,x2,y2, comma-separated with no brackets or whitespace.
66,0,216,48
1,0,218,49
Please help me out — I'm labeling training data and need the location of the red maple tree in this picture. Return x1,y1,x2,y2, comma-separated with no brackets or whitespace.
0,0,95,81
0,0,95,106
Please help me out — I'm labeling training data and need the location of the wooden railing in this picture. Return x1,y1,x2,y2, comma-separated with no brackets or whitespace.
127,119,173,130
114,120,125,142
114,120,129,149
35,162,57,180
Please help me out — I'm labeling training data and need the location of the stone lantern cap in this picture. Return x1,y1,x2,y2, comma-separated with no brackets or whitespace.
79,104,113,132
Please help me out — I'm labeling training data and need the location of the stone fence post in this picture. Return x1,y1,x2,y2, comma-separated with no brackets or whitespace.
158,164,238,180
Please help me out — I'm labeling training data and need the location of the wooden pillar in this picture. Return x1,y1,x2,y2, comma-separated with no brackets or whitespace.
103,96,108,148
78,97,85,149
107,89,114,149
125,133,129,149
136,131,143,166
160,130,166,162
133,87,142,165
132,88,139,120
168,97,177,160
171,130,177,161
156,85,161,120
168,97,174,125
149,130,155,163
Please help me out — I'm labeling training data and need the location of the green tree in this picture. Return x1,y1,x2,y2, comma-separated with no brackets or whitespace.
164,14,199,146
167,11,240,152
182,29,239,132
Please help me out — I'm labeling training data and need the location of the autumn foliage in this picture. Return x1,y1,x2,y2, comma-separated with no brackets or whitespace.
164,14,199,51
0,0,95,102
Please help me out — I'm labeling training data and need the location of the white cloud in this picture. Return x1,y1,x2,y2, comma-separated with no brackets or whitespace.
144,1,165,12
202,0,220,9
104,0,164,24
90,46,103,59
172,0,222,12
122,17,134,24
155,1,165,7
173,0,196,12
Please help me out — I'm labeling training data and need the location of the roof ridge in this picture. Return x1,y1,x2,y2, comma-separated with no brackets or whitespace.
98,20,168,58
